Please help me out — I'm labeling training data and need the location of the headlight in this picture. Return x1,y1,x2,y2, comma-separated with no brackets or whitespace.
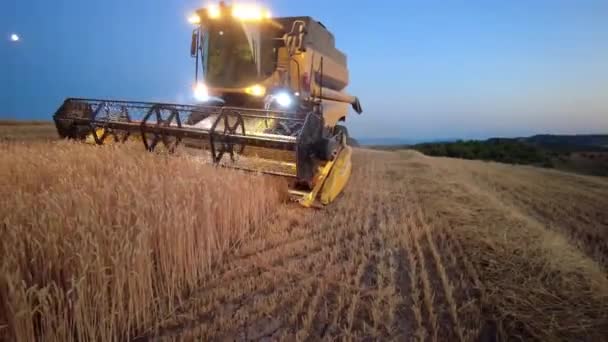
232,4,271,21
208,5,221,19
193,82,209,102
245,84,266,97
274,92,293,108
188,14,200,25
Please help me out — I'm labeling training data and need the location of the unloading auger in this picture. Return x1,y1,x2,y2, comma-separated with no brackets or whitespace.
52,2,363,207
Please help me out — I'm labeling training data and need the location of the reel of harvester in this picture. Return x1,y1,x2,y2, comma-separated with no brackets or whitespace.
53,98,352,207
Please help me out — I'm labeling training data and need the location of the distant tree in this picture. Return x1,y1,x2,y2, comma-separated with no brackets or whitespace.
412,139,552,168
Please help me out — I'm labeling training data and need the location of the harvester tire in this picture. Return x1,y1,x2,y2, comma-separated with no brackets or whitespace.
334,125,349,146
54,100,93,140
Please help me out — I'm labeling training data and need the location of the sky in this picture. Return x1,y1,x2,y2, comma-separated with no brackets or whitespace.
1,0,607,140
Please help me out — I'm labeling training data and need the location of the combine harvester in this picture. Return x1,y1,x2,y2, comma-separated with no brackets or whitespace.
53,2,362,207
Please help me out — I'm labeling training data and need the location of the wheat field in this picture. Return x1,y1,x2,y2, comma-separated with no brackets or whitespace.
0,141,285,341
1,137,607,341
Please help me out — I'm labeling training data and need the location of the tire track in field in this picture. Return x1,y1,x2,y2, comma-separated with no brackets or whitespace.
144,150,485,341
145,151,389,340
150,149,604,341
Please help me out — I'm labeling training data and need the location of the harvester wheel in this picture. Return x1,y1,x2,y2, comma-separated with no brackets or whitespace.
334,125,349,146
54,100,93,140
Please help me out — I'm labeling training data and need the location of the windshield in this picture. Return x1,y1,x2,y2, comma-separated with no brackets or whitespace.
202,21,276,88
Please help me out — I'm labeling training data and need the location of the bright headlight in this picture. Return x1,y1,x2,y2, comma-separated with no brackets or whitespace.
274,92,293,108
188,13,200,25
208,5,221,19
245,84,266,97
193,82,209,102
232,4,271,21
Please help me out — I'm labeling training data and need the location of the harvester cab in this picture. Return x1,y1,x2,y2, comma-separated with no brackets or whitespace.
53,2,363,207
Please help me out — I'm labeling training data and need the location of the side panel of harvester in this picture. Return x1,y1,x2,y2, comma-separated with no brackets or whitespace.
275,17,361,127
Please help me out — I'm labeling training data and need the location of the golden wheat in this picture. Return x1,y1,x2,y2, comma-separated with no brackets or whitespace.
0,141,283,341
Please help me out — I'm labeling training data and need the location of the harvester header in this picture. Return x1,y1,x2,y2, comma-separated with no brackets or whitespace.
53,1,363,207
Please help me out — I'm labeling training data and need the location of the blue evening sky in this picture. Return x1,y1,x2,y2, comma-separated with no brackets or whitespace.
1,0,607,140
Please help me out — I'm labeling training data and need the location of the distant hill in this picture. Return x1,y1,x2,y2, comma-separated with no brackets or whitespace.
413,139,553,166
357,137,419,146
359,137,461,147
517,134,608,152
405,134,608,177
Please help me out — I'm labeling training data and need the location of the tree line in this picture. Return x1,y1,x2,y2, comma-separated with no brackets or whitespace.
412,139,554,167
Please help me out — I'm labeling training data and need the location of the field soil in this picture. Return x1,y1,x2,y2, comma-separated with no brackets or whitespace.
1,125,607,341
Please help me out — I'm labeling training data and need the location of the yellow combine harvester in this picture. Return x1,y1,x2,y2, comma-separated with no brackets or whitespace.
53,2,363,207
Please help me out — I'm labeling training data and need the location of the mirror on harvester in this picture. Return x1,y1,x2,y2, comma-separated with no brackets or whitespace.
190,31,198,57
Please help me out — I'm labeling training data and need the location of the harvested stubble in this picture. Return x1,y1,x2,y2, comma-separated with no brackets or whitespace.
144,149,608,341
0,141,284,341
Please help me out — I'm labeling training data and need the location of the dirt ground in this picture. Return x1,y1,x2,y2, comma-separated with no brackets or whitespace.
141,149,608,341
